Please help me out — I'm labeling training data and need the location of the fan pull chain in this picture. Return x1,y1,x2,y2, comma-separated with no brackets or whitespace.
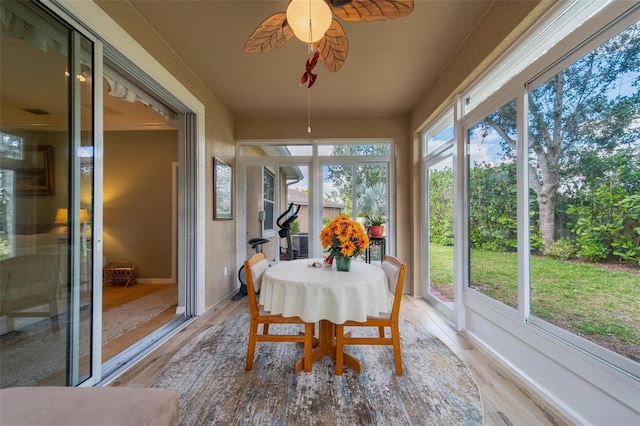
307,5,313,134
307,81,312,134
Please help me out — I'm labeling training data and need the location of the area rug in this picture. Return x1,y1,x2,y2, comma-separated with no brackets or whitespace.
102,285,178,343
153,313,483,425
0,285,177,387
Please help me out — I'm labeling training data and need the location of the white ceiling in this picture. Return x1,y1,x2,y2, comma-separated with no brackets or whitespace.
126,0,493,118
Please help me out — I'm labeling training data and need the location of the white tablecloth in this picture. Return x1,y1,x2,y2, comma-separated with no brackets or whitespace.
260,258,392,324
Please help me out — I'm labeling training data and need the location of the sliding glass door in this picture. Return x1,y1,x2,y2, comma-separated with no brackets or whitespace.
424,152,454,313
421,112,455,316
0,0,96,386
238,141,392,270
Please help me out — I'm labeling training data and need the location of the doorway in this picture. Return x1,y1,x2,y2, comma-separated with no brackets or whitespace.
100,72,180,364
97,55,199,381
421,111,456,318
424,152,455,314
237,141,393,278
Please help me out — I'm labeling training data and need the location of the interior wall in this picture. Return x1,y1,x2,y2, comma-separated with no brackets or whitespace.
103,130,177,279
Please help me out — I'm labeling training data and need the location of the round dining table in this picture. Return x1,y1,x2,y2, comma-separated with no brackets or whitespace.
260,258,392,373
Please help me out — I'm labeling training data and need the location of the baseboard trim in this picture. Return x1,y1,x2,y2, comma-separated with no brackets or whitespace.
135,278,174,284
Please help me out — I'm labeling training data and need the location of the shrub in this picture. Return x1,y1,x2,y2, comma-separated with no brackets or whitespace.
544,239,576,260
0,237,11,260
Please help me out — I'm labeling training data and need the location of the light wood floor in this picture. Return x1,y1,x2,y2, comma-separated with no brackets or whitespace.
111,295,572,425
102,283,178,362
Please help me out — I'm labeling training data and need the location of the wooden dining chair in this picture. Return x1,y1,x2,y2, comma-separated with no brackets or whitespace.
244,253,314,372
335,254,407,375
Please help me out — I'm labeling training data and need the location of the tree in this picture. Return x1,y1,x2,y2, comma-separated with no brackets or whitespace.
326,144,390,217
483,22,640,250
428,167,454,246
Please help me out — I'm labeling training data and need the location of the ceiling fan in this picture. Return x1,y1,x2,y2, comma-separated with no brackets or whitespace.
243,0,414,73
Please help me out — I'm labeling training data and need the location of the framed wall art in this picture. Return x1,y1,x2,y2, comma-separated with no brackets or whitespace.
213,157,233,220
15,145,54,195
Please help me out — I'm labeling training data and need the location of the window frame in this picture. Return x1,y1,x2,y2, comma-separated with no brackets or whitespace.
262,166,276,238
456,1,640,377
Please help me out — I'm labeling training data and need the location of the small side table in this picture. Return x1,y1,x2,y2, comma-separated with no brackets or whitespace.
103,261,137,287
365,236,386,264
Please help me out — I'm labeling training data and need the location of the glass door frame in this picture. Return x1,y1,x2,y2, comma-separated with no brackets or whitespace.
237,141,394,273
422,148,455,320
0,0,104,387
421,106,465,328
44,0,205,386
315,158,392,259
237,156,314,264
57,3,104,387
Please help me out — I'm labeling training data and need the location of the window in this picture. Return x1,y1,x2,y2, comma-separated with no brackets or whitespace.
1,132,24,160
422,110,456,311
467,99,519,309
240,144,312,157
459,5,640,376
527,20,640,363
423,111,454,155
262,167,275,236
318,143,391,156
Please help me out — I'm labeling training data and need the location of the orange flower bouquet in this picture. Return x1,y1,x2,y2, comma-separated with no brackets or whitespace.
320,215,370,270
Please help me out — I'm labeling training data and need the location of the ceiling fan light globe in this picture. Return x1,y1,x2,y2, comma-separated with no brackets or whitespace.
286,0,332,43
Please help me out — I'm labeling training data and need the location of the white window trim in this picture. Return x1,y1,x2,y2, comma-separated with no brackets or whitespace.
463,0,611,114
262,166,276,239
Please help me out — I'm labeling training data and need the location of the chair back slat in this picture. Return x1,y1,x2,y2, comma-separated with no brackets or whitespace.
244,253,268,315
381,255,407,316
251,259,269,291
381,261,400,294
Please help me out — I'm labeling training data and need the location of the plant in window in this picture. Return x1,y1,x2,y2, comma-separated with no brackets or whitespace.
364,213,387,226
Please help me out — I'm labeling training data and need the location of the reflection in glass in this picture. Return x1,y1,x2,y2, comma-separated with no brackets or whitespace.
0,1,71,387
0,1,94,386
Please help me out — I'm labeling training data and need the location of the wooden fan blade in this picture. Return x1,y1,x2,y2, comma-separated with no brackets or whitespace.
314,19,349,73
243,12,294,53
331,0,414,22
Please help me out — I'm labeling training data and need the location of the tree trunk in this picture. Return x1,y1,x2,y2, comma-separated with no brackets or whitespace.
537,182,557,250
529,73,565,251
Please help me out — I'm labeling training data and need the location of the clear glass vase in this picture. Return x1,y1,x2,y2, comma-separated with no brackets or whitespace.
335,255,352,272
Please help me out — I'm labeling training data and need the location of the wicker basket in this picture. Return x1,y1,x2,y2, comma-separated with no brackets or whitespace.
103,261,137,287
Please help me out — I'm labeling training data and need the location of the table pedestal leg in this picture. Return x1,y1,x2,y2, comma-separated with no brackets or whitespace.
294,320,361,374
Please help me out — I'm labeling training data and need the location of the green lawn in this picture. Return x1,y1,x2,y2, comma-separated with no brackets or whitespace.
428,244,640,361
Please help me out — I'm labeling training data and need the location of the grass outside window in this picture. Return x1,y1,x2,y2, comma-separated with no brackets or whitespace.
428,243,639,362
